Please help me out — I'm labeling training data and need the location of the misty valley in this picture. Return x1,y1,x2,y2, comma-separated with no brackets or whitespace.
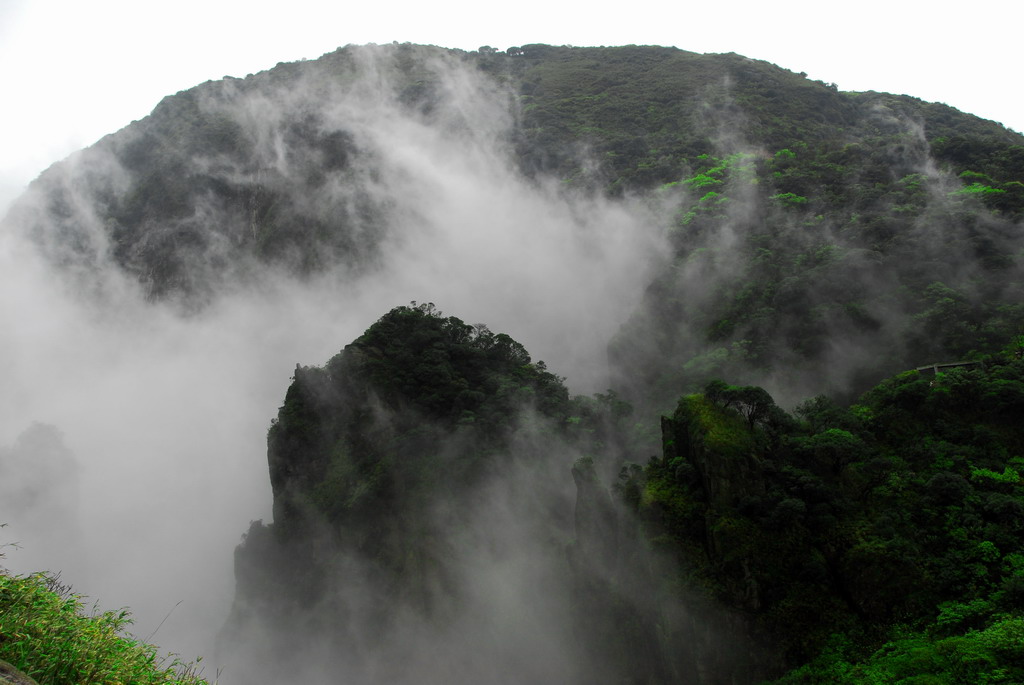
1,43,1024,684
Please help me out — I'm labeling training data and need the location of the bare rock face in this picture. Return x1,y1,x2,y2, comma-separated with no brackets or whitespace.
0,660,39,685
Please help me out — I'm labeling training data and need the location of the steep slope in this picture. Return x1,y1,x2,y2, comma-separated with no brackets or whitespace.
623,350,1024,678
229,304,1024,683
223,304,699,685
5,43,1022,404
609,97,1024,407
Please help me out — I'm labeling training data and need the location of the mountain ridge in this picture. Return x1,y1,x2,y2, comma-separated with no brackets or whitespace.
7,44,1021,409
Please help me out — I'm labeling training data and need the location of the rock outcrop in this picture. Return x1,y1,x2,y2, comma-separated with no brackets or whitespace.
0,660,39,685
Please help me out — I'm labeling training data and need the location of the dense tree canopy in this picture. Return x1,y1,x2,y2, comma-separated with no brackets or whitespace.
622,354,1024,680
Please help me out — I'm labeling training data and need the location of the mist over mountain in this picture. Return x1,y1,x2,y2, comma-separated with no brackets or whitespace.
1,43,1023,684
7,43,1022,407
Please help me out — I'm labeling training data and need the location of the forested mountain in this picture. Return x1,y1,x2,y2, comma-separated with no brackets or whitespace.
3,43,1024,684
6,43,1023,406
225,303,771,684
632,356,1024,682
227,304,1024,683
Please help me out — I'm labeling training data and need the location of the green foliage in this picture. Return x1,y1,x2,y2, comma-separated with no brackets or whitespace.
624,358,1024,678
772,191,810,206
321,302,570,434
607,81,1024,413
681,392,755,455
0,572,208,685
775,618,1024,684
243,303,634,632
950,182,1007,196
685,173,722,189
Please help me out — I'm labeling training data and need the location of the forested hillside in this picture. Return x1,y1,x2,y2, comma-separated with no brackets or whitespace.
629,351,1024,681
229,305,1024,683
6,43,1022,405
3,43,1023,684
225,304,769,684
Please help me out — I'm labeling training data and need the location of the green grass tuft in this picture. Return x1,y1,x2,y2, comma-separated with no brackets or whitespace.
0,571,211,685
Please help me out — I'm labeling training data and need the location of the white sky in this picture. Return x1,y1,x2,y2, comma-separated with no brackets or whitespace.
1,0,1021,210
